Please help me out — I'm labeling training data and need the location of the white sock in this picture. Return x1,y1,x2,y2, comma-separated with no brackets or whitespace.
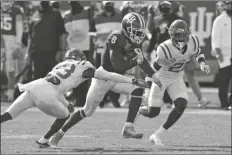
155,126,166,136
38,137,48,143
125,122,133,127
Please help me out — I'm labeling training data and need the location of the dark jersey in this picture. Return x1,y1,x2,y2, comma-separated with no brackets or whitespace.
101,30,155,77
1,5,23,35
101,30,140,74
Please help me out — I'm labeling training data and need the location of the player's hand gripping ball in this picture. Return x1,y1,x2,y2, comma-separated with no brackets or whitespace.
67,102,75,113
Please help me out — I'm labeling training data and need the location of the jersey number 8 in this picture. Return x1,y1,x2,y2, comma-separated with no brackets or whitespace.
111,36,117,44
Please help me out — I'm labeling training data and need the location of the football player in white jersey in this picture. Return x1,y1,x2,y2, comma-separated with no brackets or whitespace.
139,19,210,146
1,48,148,147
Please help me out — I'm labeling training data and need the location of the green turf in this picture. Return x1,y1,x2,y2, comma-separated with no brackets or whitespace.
1,106,231,154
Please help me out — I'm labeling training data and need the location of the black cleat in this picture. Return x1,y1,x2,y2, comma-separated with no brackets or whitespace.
35,141,51,148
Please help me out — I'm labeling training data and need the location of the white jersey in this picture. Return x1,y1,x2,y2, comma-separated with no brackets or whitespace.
47,59,94,94
155,34,201,79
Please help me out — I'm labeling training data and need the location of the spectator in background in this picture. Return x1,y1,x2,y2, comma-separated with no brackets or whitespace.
63,1,95,107
26,1,66,80
215,1,226,16
91,1,122,108
211,1,231,110
1,1,24,101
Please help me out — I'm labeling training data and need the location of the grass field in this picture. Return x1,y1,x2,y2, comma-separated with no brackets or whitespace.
1,103,231,154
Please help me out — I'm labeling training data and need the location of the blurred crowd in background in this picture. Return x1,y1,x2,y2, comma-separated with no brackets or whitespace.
1,1,231,110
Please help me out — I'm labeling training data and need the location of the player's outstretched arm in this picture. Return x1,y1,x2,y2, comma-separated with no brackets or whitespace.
82,68,149,88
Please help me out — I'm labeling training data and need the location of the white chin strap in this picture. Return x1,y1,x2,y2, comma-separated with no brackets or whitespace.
178,42,185,49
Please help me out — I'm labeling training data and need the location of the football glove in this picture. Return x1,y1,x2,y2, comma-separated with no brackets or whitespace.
132,78,149,88
67,102,75,113
200,63,210,75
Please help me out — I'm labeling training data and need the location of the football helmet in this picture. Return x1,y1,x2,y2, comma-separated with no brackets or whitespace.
121,12,146,44
64,48,87,61
168,19,191,49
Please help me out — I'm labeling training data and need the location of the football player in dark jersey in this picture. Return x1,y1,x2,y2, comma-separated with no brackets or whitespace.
42,12,162,148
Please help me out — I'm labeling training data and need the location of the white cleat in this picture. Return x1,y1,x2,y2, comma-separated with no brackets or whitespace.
198,97,211,108
149,134,164,146
49,131,64,148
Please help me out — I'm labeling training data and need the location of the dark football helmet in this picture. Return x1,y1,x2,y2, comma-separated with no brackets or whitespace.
64,48,87,61
121,12,146,44
168,19,191,49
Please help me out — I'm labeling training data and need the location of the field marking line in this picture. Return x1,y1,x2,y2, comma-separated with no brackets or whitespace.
1,135,90,139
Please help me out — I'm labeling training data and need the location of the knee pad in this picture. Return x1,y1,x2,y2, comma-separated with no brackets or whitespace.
131,88,144,98
147,107,161,118
174,98,187,113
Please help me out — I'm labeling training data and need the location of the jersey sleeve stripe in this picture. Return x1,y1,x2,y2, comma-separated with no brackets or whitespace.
160,45,168,59
163,43,172,58
195,35,200,48
190,35,196,51
193,48,201,56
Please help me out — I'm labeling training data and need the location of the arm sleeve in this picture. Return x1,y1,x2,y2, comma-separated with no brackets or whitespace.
138,58,155,77
211,16,221,50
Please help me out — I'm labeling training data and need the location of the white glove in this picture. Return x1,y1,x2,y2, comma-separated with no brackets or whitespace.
134,48,144,64
151,74,163,89
200,63,210,75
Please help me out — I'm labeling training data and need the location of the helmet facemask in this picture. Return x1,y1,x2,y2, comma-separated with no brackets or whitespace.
169,28,191,49
127,26,146,44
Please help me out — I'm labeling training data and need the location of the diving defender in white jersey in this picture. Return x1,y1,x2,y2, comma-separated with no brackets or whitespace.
1,48,148,147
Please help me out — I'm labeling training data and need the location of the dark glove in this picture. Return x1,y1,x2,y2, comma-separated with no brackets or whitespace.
132,78,149,88
67,102,74,113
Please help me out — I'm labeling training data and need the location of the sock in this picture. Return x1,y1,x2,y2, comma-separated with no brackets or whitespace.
126,97,142,123
38,137,48,143
1,112,12,123
62,109,86,133
155,126,166,136
163,109,183,130
125,122,133,127
43,116,69,139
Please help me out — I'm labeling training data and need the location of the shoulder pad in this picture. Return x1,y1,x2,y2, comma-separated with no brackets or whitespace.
157,41,172,59
82,61,94,69
107,30,126,48
189,34,200,51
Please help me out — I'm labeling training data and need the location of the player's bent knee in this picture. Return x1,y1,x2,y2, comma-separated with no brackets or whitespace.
147,107,161,118
131,88,144,97
83,106,96,117
174,98,187,113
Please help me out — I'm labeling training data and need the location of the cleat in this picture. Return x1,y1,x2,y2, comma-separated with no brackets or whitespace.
149,134,164,146
122,125,143,139
198,97,211,108
49,131,64,147
35,141,51,148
